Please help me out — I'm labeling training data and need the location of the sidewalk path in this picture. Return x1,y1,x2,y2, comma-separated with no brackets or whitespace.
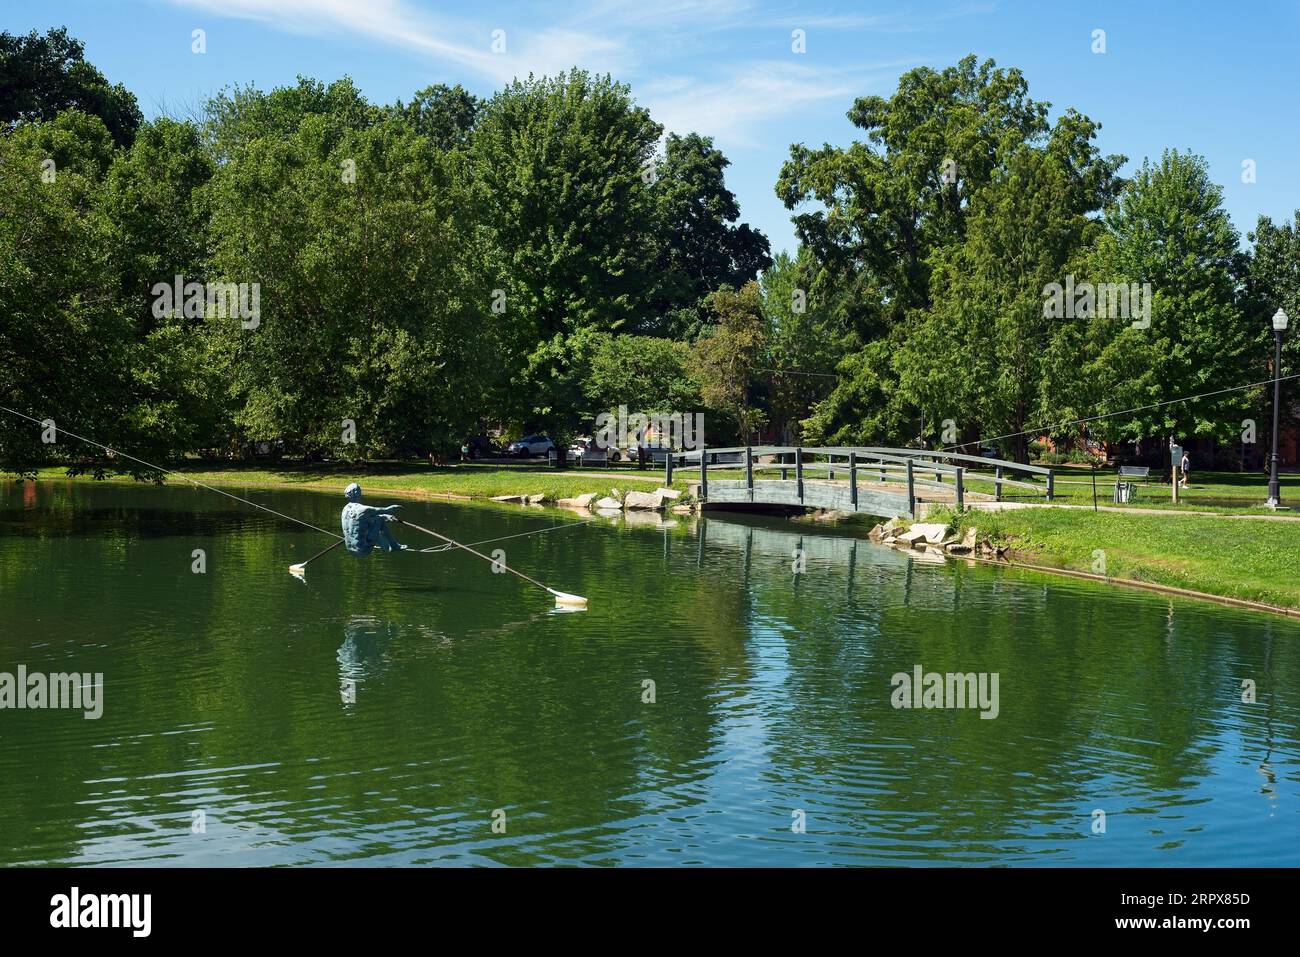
965,501,1300,521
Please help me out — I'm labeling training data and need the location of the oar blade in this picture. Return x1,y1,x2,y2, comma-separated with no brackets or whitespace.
549,589,588,608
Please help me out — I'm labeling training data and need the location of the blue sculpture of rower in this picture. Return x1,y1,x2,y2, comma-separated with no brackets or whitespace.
341,482,410,555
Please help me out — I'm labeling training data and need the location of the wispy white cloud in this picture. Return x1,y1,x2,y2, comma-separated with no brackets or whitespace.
642,60,912,149
504,27,631,81
170,0,491,71
162,1,978,144
576,0,756,30
764,2,999,32
165,0,631,84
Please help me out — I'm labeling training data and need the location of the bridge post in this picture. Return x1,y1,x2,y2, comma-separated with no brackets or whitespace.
880,458,886,482
796,447,804,501
849,451,858,509
700,445,708,500
906,459,915,516
956,467,964,509
745,446,753,498
995,465,1002,502
665,450,673,485
1046,469,1054,502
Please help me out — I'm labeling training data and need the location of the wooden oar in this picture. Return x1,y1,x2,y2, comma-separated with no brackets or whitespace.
289,539,343,577
396,519,587,608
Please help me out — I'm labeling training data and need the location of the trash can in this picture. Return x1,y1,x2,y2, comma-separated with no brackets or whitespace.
1113,481,1136,504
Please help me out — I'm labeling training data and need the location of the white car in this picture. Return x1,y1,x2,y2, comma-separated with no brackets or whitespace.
506,435,555,458
565,438,608,465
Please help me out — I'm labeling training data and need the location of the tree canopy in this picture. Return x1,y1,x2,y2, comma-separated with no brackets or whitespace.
1,35,1294,476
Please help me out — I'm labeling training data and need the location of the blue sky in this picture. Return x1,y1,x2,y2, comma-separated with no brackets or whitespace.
12,0,1300,254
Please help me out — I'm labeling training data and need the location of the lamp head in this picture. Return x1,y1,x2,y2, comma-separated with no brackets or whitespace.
1273,308,1289,332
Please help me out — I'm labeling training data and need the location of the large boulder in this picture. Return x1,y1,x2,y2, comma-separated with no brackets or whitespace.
623,490,665,510
656,487,681,500
556,492,598,508
595,496,623,510
490,494,526,504
906,522,948,544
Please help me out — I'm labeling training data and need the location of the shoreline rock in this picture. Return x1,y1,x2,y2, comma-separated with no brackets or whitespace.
623,490,664,510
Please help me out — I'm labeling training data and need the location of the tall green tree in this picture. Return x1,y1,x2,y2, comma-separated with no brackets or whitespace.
98,118,221,453
577,330,701,423
1246,212,1300,429
895,118,1121,461
692,282,767,443
204,76,379,164
777,56,1053,340
0,111,138,473
0,27,142,148
645,132,772,338
1075,152,1251,452
470,70,662,438
390,83,481,151
205,108,490,458
759,249,846,443
778,56,1122,444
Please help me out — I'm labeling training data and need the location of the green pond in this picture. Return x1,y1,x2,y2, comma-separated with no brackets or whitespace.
1,480,1297,866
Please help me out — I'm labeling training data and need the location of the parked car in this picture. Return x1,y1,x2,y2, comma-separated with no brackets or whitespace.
506,435,555,458
564,437,608,466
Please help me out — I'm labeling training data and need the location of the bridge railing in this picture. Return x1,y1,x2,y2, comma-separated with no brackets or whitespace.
667,444,1055,512
667,445,981,515
851,448,1053,502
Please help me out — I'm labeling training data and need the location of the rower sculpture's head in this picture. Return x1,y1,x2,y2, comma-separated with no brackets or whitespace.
344,483,362,502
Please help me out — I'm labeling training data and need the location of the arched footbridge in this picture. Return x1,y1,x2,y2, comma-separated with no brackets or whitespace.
664,446,1056,519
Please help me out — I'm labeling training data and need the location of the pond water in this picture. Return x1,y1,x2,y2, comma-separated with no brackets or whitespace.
1,480,1297,866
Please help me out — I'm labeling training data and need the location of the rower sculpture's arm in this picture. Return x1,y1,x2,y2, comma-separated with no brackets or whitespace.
376,505,409,551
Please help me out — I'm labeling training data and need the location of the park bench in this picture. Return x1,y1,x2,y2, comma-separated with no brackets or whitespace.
1118,466,1150,481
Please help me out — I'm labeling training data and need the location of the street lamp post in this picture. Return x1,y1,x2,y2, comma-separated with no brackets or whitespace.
1267,308,1289,508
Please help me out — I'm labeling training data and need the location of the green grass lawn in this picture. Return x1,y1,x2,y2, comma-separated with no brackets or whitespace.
985,466,1300,513
27,460,690,503
924,504,1300,611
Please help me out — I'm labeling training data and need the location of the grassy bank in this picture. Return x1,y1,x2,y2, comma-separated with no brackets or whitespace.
923,505,1300,611
967,467,1300,513
27,460,690,503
